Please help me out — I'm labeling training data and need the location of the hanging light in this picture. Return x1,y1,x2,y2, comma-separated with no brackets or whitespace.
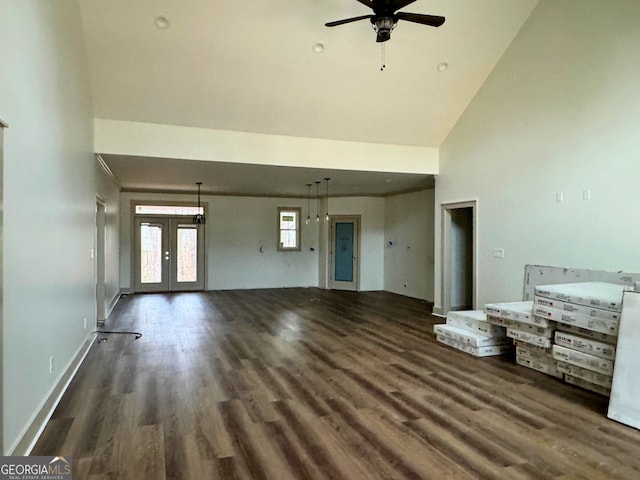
315,181,321,223
193,182,206,224
324,177,331,221
305,183,312,225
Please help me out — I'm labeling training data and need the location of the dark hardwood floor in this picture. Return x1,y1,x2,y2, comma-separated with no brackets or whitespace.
33,288,640,479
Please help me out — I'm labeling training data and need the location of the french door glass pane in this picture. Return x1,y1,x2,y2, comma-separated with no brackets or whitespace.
140,223,163,283
177,225,197,282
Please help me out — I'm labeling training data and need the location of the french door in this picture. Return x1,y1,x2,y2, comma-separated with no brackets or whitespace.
134,217,204,292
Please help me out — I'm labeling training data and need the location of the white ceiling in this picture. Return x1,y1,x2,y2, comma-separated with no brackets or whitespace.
80,0,538,196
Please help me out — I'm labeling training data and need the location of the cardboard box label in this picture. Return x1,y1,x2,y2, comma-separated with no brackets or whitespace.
552,344,614,375
507,329,553,348
554,331,616,361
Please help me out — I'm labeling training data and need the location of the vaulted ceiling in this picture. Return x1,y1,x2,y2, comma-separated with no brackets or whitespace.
80,0,539,195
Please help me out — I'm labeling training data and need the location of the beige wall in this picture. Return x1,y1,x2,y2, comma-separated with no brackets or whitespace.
119,192,320,291
384,189,435,302
95,119,439,175
1,0,97,453
95,165,120,316
435,0,640,312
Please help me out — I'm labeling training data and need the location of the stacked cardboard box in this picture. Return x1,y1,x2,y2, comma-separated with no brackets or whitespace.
434,310,512,357
484,301,562,378
534,282,626,396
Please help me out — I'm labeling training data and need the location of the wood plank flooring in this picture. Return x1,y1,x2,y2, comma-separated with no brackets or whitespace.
33,288,640,479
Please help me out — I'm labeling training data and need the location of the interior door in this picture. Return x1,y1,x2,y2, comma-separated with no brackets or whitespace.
134,217,204,292
329,216,360,291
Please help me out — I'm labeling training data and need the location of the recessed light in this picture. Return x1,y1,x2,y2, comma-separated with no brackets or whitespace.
312,42,325,53
437,62,448,72
155,16,169,29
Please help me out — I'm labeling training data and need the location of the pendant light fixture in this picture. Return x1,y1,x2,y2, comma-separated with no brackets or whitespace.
193,182,206,224
324,177,331,221
305,183,312,225
315,181,321,223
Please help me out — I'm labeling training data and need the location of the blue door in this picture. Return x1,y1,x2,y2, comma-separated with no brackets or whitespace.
334,222,354,282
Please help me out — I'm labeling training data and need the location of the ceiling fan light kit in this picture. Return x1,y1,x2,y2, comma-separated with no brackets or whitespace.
325,0,445,44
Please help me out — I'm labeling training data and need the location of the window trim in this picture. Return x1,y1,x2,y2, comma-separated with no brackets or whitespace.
277,207,301,252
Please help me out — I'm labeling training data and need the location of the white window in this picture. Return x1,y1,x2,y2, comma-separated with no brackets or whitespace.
135,205,203,216
277,207,301,251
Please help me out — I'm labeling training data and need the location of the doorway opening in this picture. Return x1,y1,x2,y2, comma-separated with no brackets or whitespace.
442,201,476,313
329,215,360,291
95,199,106,326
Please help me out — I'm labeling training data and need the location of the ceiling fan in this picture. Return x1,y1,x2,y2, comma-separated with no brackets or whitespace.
325,0,445,43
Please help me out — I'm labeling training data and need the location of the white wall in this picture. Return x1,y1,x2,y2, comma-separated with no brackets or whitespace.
384,189,435,301
95,165,120,315
1,0,96,453
435,0,640,311
120,192,319,291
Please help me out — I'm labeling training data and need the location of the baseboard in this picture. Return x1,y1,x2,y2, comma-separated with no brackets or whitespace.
432,305,445,317
8,332,96,456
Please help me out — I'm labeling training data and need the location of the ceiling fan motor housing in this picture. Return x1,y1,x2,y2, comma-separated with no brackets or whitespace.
371,16,397,41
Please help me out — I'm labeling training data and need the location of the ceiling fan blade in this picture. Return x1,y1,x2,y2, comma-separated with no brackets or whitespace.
355,0,375,8
391,0,418,11
325,15,373,27
396,12,445,27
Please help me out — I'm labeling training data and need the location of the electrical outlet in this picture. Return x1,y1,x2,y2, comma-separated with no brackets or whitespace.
83,317,87,329
49,356,54,374
583,189,591,200
493,248,505,258
556,192,564,203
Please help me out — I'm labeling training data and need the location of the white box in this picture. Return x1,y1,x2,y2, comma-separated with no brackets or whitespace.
554,331,616,361
446,310,506,337
436,335,513,357
516,345,554,362
533,304,619,336
608,291,640,429
514,340,552,354
556,323,617,345
565,373,611,397
484,301,534,322
507,328,553,348
534,282,627,312
534,296,621,322
433,324,511,347
447,310,487,323
552,344,614,375
556,361,612,388
516,355,563,379
487,315,555,337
